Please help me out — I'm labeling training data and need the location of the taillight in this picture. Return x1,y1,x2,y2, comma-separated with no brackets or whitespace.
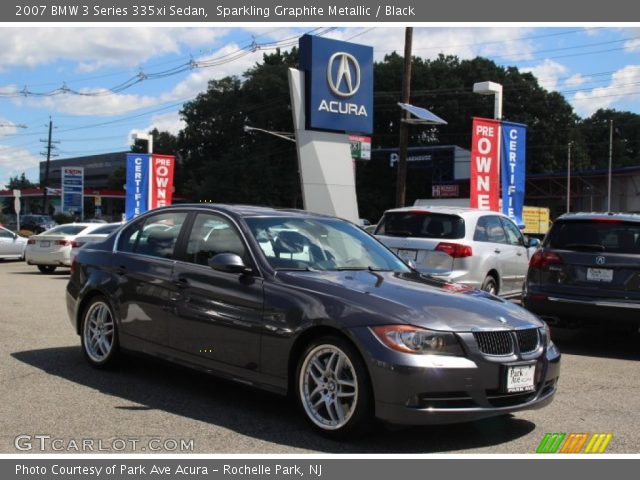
70,241,81,248
529,251,563,269
55,239,72,246
435,242,473,258
27,239,35,245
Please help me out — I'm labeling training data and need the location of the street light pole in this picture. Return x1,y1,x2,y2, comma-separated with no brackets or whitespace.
473,81,503,120
566,142,572,213
395,27,413,208
607,119,613,212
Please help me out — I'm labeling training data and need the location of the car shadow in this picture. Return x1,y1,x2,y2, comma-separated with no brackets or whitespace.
550,327,640,361
9,270,70,276
12,346,536,453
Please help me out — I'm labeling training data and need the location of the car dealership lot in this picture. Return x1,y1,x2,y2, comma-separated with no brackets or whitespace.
1,260,639,453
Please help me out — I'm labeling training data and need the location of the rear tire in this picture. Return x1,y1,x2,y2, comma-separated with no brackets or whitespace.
81,296,120,369
295,336,373,438
37,265,56,274
481,275,498,295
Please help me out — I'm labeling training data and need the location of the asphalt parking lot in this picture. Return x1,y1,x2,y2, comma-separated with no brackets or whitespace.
1,260,639,454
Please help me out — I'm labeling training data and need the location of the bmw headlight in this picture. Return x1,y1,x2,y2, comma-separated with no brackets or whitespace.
540,322,552,346
371,325,464,355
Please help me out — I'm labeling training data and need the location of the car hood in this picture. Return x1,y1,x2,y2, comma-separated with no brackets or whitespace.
275,270,541,332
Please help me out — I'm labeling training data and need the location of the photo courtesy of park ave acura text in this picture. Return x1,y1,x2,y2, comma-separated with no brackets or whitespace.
1,8,639,457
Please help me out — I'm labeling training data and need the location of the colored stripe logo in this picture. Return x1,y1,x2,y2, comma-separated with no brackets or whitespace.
537,433,612,453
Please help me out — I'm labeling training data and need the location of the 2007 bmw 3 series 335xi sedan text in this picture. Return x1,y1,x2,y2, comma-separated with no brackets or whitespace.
66,205,560,437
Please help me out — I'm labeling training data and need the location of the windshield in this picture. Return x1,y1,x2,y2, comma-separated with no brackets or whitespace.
245,217,410,272
546,220,640,253
375,211,465,239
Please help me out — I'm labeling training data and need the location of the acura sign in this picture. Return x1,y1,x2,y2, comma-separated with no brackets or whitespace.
299,35,373,134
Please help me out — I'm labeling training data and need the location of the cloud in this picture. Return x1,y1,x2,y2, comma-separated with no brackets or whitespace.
129,110,186,139
0,145,42,189
572,65,640,117
0,27,228,70
521,59,568,91
12,42,270,117
328,27,537,62
565,74,587,87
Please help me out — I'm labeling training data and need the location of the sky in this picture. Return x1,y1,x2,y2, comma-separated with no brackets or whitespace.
1,26,639,189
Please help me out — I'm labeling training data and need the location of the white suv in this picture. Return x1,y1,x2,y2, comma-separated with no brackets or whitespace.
374,206,539,297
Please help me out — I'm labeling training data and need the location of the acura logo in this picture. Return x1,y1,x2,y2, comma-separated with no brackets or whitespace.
327,52,361,97
595,256,606,265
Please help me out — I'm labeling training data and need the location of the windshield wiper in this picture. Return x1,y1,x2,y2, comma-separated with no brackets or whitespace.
564,243,605,252
275,266,317,271
335,266,392,272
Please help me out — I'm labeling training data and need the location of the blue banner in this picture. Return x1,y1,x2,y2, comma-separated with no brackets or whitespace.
500,122,527,227
299,34,373,134
125,154,150,221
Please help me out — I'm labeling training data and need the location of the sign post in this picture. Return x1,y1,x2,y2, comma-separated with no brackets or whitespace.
13,189,21,231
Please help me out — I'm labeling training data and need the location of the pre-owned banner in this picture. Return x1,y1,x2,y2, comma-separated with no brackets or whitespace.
470,117,501,211
500,121,527,227
149,155,176,210
125,154,150,221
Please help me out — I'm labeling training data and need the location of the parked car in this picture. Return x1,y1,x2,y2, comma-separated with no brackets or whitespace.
523,212,640,329
69,222,123,263
374,206,540,297
0,225,28,260
9,214,57,234
25,223,104,273
67,204,560,437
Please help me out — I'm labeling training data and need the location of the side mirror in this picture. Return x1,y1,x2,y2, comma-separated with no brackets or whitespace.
208,253,252,274
528,238,541,248
13,233,18,239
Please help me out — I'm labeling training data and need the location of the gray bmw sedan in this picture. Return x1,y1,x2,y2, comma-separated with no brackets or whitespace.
67,204,560,437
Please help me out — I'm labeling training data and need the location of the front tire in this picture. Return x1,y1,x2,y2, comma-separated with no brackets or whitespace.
37,265,56,273
81,296,119,368
295,336,372,438
481,275,498,295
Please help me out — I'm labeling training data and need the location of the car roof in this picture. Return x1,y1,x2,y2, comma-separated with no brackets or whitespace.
382,205,507,219
555,212,640,223
155,204,337,220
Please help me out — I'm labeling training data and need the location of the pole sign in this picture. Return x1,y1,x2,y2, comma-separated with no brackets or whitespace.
149,154,176,209
299,34,373,134
61,167,84,218
125,154,150,221
125,153,176,220
500,121,527,226
470,117,501,211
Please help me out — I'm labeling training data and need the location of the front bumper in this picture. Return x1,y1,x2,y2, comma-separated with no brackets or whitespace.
349,327,560,425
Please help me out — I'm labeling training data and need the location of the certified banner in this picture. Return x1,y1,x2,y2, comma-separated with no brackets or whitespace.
470,117,501,211
125,154,150,221
149,155,176,209
500,121,527,226
61,166,84,218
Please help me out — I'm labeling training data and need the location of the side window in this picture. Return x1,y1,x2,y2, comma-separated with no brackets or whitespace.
474,217,490,242
481,215,508,244
501,218,525,247
118,212,187,259
0,229,13,239
185,213,248,267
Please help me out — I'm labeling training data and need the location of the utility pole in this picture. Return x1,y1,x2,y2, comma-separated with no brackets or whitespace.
566,142,572,213
395,27,413,208
40,117,58,215
607,118,613,212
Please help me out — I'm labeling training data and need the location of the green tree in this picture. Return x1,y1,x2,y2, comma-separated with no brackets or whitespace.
5,172,38,190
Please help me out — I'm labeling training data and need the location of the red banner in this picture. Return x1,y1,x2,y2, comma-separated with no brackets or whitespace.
470,117,501,211
149,154,175,209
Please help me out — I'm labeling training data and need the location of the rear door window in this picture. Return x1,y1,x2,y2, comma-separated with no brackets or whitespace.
474,215,507,244
118,212,188,258
375,212,465,239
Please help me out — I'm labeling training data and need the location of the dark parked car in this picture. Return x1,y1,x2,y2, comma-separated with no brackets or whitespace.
67,205,560,437
524,212,640,329
10,214,57,233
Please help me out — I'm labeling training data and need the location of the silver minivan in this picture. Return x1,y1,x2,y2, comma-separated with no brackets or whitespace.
374,206,539,297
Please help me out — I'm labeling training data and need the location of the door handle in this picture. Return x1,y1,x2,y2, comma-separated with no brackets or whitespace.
494,249,501,254
173,278,189,289
516,252,523,256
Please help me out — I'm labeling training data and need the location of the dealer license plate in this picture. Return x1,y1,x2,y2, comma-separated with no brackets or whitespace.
587,268,613,282
39,241,50,248
397,249,417,262
506,365,536,393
